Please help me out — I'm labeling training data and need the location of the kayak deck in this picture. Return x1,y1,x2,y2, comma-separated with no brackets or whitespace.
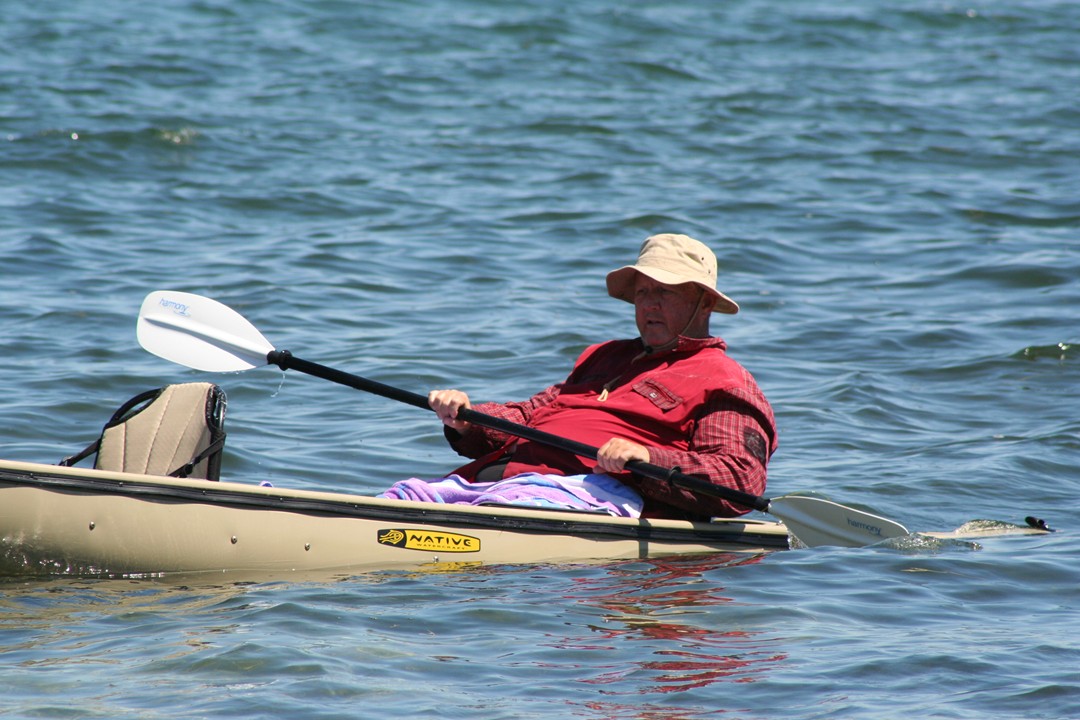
0,459,791,578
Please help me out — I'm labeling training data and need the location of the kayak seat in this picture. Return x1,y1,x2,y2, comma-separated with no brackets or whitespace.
60,382,227,481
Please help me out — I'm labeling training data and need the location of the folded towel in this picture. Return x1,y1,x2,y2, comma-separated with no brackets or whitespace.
377,472,643,518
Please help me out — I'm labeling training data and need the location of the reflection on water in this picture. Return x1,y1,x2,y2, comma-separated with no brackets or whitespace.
0,577,255,665
562,554,787,698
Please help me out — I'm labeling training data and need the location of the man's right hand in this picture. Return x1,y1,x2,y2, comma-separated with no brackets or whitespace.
428,389,472,433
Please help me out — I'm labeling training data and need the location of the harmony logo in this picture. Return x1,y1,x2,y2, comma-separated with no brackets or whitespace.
158,297,191,317
846,518,883,537
378,528,480,553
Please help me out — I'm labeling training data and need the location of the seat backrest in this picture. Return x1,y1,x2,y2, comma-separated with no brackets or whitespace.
62,383,227,480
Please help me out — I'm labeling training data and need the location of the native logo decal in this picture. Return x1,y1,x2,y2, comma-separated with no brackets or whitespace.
377,528,480,553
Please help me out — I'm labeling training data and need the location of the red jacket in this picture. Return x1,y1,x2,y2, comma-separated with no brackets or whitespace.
446,336,777,520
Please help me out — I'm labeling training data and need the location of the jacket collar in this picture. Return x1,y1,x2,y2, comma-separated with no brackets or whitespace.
638,334,727,358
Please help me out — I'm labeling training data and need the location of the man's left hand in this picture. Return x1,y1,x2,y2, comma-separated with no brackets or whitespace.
594,438,651,474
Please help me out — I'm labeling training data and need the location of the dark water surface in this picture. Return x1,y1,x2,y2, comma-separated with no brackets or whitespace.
2,1,1078,717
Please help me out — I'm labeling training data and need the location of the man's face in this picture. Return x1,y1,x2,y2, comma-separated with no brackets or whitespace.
633,275,705,348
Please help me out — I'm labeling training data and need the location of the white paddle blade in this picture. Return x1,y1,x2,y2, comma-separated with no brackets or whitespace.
768,496,911,548
137,291,275,372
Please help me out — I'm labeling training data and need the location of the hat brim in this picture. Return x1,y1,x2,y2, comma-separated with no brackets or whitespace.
606,266,740,314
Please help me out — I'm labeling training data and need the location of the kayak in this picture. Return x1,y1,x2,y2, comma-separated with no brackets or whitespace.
3,290,1052,579
0,458,792,578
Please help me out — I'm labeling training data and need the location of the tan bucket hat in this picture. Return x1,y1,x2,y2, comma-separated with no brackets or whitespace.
606,233,739,314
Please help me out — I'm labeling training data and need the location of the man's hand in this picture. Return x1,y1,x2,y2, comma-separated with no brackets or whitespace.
595,438,651,474
428,389,472,433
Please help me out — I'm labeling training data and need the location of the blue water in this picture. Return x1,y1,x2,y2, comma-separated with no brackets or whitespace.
2,0,1078,717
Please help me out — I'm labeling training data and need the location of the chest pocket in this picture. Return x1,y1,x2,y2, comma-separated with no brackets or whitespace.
632,378,683,411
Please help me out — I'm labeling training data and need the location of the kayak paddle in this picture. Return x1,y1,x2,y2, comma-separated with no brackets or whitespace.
136,290,911,548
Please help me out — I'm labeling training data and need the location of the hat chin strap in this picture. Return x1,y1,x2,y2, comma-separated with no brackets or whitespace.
641,289,708,356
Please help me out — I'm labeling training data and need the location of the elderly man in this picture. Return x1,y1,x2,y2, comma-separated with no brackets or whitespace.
427,233,777,520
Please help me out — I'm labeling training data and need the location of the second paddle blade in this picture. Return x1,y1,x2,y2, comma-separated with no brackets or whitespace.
768,495,910,548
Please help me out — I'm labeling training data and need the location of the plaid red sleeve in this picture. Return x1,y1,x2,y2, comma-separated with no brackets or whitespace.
447,384,563,459
627,387,777,519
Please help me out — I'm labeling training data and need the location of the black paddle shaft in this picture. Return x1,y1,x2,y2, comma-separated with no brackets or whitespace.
267,349,770,513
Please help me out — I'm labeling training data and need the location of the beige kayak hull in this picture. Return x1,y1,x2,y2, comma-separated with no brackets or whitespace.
0,459,791,578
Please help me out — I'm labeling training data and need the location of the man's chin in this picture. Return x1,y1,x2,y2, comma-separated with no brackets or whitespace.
641,331,675,348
